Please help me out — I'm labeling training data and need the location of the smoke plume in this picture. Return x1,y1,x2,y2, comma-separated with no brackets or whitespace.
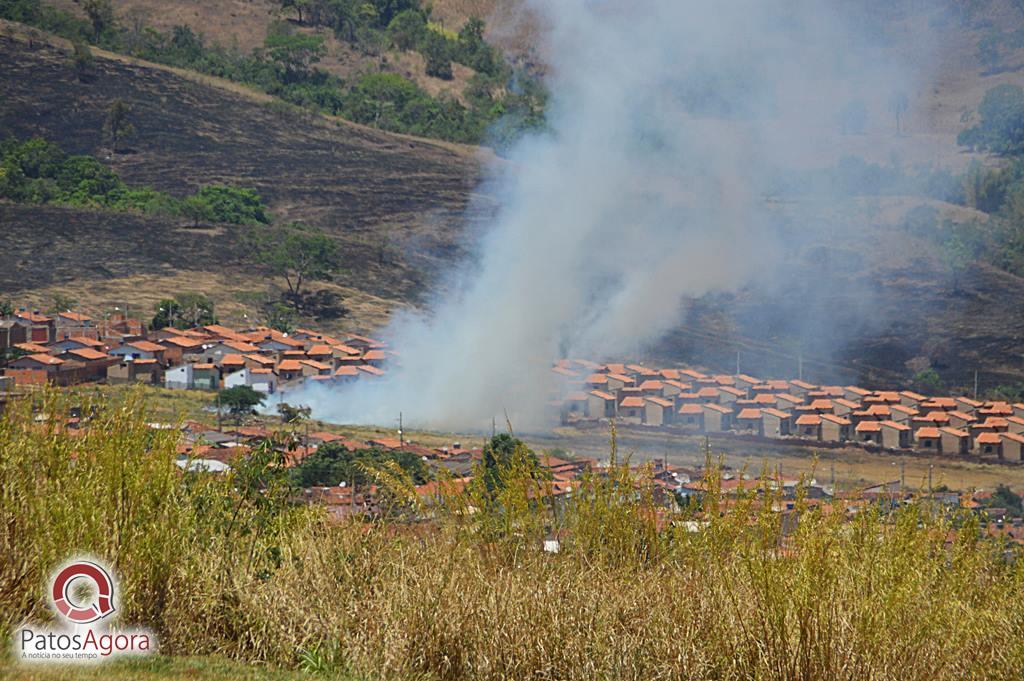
290,0,919,430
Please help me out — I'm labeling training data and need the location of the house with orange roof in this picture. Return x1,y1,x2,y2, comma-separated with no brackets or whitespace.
733,374,760,393
224,367,277,394
1001,432,1024,462
843,386,871,402
110,340,167,364
587,390,617,419
735,408,763,435
13,310,55,344
276,359,304,382
947,410,976,429
644,396,675,426
562,391,590,420
0,319,27,350
218,353,247,373
899,391,928,408
795,414,822,440
638,379,665,396
343,333,386,350
357,364,385,377
702,403,733,432
50,336,105,354
9,353,64,373
677,403,704,430
775,393,803,412
820,414,851,443
788,379,817,396
618,396,645,423
955,396,983,414
715,385,746,405
879,420,911,449
920,397,957,411
831,398,860,417
300,359,333,377
975,431,1002,457
914,426,942,453
939,427,970,455
604,373,634,391
762,408,792,438
889,404,918,425
854,420,882,444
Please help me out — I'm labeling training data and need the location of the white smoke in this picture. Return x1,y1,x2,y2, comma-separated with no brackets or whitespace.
291,0,919,430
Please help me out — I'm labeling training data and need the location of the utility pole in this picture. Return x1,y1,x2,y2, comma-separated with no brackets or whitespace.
216,392,222,432
398,411,404,448
900,459,906,494
492,416,496,438
798,349,803,381
735,350,740,376
928,464,933,495
974,370,979,400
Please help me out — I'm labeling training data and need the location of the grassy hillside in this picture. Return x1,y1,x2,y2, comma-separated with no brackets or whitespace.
0,28,484,332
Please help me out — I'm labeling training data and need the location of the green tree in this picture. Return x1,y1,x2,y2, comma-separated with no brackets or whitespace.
71,40,94,81
958,84,1024,155
422,32,453,80
265,301,296,333
103,99,136,153
386,8,426,50
987,484,1023,515
277,402,311,423
912,368,945,395
194,185,269,224
218,385,266,424
151,293,216,329
941,229,974,293
255,223,341,308
264,29,326,83
0,300,14,317
82,0,115,43
480,433,539,495
48,293,77,314
291,444,430,487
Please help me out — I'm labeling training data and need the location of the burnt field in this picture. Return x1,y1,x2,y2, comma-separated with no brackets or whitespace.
0,31,489,315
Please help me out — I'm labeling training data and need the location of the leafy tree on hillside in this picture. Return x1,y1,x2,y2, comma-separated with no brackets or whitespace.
151,292,217,329
265,301,297,333
71,40,94,81
958,84,1024,156
912,368,945,395
255,223,341,309
264,29,326,83
422,31,453,80
0,300,14,317
103,99,136,153
987,484,1023,515
386,9,426,50
218,385,266,424
48,293,77,314
82,0,115,43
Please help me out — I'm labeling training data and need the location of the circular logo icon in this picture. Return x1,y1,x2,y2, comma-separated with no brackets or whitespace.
51,561,116,624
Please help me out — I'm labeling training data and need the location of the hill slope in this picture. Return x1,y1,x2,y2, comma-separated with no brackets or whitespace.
0,28,486,330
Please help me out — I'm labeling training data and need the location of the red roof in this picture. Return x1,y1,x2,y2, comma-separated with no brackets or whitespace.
620,397,645,408
795,414,821,426
915,427,941,439
737,408,762,420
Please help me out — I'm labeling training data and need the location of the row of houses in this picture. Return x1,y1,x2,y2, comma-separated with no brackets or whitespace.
554,360,1024,461
0,308,391,393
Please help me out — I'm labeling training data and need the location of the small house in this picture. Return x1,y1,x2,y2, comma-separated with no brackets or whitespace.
794,414,822,440
854,420,882,444
677,404,704,430
701,403,733,432
939,427,970,456
820,414,851,443
588,390,617,419
1001,432,1024,463
761,408,792,438
879,421,911,450
975,432,1002,458
644,396,675,426
914,427,941,453
735,408,763,435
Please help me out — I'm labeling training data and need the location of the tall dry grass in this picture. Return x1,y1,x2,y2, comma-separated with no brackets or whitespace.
3,391,1024,679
